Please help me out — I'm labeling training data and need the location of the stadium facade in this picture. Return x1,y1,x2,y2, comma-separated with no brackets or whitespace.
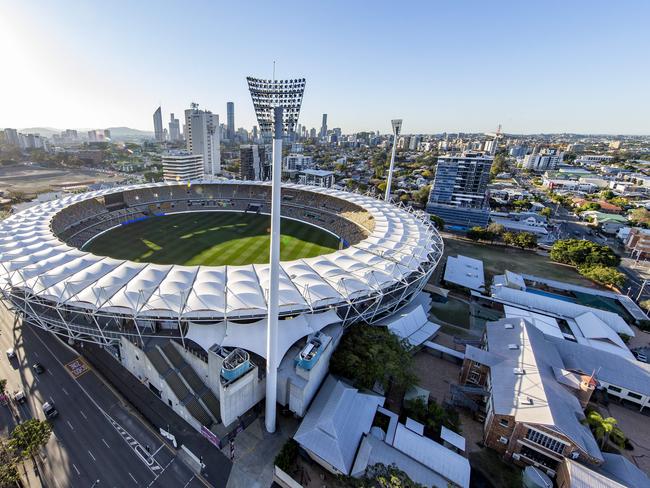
0,182,443,435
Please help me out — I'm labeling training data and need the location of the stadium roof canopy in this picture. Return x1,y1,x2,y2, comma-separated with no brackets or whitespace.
0,181,443,322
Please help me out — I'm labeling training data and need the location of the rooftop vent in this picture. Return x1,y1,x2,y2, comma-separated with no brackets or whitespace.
508,344,519,350
513,368,526,375
504,323,514,329
518,396,534,405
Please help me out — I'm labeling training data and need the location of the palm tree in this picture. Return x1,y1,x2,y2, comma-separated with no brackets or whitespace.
583,410,626,449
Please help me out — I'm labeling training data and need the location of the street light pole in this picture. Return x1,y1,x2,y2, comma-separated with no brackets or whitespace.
636,278,648,302
384,119,402,202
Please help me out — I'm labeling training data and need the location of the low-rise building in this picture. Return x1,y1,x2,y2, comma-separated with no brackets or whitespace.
298,169,335,188
162,151,204,182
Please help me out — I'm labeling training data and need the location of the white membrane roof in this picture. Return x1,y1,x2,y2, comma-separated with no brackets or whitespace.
0,181,442,319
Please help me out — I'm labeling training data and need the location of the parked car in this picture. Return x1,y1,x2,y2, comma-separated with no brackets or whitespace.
32,362,45,374
13,390,26,404
6,348,16,359
42,401,58,419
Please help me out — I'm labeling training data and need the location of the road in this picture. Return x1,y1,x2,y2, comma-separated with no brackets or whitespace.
0,303,206,488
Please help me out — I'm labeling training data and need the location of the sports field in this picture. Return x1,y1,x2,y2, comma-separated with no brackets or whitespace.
84,211,340,266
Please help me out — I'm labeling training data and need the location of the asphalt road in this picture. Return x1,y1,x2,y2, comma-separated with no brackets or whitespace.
0,304,206,488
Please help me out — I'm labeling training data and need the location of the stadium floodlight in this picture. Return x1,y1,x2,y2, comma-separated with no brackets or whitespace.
385,119,402,202
246,77,305,142
265,106,283,434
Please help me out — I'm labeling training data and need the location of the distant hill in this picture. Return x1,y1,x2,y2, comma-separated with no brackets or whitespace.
106,127,153,141
18,127,61,138
17,126,153,141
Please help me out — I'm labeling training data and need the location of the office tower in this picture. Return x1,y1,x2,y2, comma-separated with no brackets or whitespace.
169,113,181,142
153,106,164,142
240,144,267,180
426,152,493,227
309,128,316,138
320,114,327,139
3,128,20,146
162,151,204,182
246,76,305,142
184,103,221,177
226,102,235,140
252,126,258,142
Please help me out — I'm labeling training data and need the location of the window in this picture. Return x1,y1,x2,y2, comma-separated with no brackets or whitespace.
498,436,508,444
525,429,566,454
499,419,509,428
608,385,622,393
627,392,643,400
468,371,481,384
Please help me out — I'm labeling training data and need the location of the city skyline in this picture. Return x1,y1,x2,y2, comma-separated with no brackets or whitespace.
1,1,649,134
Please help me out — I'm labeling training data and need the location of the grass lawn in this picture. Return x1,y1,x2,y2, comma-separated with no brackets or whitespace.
84,211,340,266
442,235,598,288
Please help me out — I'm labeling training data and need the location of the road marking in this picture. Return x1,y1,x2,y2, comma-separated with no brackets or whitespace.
72,464,80,475
47,369,53,376
88,449,96,461
80,410,87,420
64,357,90,379
102,438,110,448
66,420,74,431
62,387,69,396
128,472,137,483
183,475,195,488
151,443,164,458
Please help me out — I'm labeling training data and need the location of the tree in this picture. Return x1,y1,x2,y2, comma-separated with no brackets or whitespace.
514,232,537,249
540,207,552,220
0,442,19,486
0,378,6,396
486,223,504,241
351,463,426,488
377,181,387,193
413,185,431,206
577,265,625,288
329,325,417,392
403,398,461,439
490,153,507,179
550,239,620,267
10,419,52,461
429,214,445,231
583,410,626,449
502,231,516,247
629,208,650,227
274,439,298,473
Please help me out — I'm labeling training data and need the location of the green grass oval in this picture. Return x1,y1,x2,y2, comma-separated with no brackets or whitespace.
83,211,340,266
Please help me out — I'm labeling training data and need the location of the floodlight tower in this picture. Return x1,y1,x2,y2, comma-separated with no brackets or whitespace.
384,119,402,201
265,106,283,433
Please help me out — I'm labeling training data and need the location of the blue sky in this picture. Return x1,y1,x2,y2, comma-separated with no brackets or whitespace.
1,0,649,134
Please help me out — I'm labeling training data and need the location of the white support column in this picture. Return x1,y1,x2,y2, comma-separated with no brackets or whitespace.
384,119,403,202
265,106,283,434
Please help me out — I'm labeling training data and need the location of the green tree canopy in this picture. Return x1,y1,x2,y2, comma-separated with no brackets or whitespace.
577,265,625,288
329,325,417,392
629,208,650,227
10,419,52,460
583,410,626,449
550,239,620,267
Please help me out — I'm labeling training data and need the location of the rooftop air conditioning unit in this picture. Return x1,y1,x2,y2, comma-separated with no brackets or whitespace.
508,344,519,350
512,453,521,461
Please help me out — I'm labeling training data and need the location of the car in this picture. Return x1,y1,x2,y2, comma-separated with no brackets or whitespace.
42,401,58,419
6,348,16,359
32,362,45,374
13,390,26,404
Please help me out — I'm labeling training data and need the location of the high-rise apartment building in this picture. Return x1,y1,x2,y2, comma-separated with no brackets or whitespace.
226,102,235,141
153,106,164,142
320,114,328,139
3,128,20,147
169,113,181,142
184,103,221,177
240,145,267,181
162,151,204,182
522,148,563,172
426,152,493,227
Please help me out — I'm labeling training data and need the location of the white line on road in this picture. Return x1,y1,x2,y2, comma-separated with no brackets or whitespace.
66,420,74,431
88,450,96,461
80,410,87,420
151,444,164,458
62,387,69,396
182,475,195,488
128,472,137,483
72,464,80,475
47,369,53,376
102,438,110,448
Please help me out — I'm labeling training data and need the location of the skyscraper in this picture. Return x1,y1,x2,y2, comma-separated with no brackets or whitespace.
184,103,221,177
226,102,235,141
320,114,327,139
162,151,204,182
426,152,493,227
153,106,164,142
240,145,267,181
169,113,181,142
246,77,305,142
